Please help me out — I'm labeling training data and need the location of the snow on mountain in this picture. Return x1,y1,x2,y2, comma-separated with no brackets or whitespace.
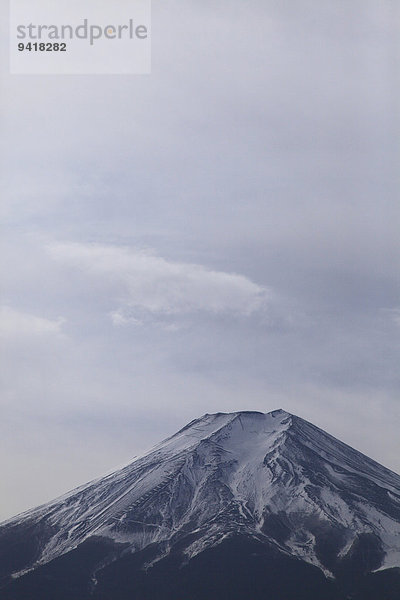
1,409,400,583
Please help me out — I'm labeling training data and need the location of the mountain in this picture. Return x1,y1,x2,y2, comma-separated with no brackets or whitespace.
1,409,400,600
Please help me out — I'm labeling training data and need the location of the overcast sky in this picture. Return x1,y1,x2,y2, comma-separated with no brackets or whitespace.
0,0,399,521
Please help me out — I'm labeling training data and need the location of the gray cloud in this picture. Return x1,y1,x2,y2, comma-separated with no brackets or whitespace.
0,306,64,337
0,0,399,521
48,242,269,322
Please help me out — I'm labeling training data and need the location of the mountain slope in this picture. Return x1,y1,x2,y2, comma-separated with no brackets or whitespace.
1,409,399,600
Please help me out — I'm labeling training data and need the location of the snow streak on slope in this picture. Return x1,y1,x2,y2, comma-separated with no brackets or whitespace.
2,409,400,578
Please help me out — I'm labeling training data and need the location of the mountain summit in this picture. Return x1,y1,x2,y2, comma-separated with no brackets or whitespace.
1,409,399,599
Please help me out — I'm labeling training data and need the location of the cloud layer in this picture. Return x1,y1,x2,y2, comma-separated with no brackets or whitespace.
0,0,399,521
0,306,64,338
49,242,269,323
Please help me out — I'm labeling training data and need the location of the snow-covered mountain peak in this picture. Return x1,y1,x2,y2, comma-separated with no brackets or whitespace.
143,411,298,488
150,409,293,460
2,409,400,586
